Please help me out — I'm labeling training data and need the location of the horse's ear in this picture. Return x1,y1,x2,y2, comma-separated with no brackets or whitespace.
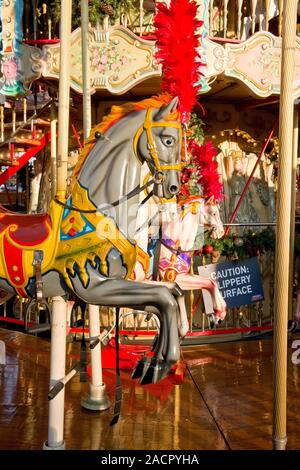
154,97,179,121
206,196,215,205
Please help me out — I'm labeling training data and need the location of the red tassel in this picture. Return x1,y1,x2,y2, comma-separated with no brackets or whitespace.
154,0,203,123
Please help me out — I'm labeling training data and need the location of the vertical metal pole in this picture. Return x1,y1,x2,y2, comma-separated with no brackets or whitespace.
265,0,270,31
23,98,27,123
273,0,298,451
81,0,91,140
26,163,29,212
0,105,4,142
33,0,37,41
288,107,299,321
43,297,67,450
50,103,57,199
12,106,16,133
56,0,72,200
89,305,103,386
81,305,110,411
139,0,144,37
251,0,258,36
278,0,284,36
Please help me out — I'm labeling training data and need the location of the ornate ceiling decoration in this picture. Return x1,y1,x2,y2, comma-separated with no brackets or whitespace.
37,26,160,95
21,28,300,100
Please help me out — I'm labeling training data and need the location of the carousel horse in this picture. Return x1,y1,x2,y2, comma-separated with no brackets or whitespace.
134,194,227,337
0,94,184,384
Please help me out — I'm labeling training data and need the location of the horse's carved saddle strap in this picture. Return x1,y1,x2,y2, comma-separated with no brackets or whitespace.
33,250,44,301
136,246,150,275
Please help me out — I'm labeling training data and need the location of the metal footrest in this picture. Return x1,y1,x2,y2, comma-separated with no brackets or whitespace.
27,322,51,334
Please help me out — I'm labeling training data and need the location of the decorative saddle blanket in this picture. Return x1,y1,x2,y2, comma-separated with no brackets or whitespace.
0,212,51,246
0,211,53,296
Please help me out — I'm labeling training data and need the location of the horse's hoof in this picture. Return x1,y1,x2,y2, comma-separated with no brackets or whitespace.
139,359,157,385
207,313,216,328
150,334,159,352
154,361,173,383
131,356,149,380
139,360,172,385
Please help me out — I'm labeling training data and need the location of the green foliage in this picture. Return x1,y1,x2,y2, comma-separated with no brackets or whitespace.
205,227,276,259
51,0,135,28
188,112,205,144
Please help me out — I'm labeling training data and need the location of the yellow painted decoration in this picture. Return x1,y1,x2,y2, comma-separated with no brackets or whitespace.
0,182,137,295
53,182,136,290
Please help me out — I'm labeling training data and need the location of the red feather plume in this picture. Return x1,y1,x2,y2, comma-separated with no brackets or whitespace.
154,0,203,124
188,139,223,201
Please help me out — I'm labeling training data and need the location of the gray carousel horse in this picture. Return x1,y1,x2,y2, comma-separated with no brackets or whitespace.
0,95,183,385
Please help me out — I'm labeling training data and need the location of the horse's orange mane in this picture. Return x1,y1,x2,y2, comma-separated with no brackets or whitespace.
72,93,180,183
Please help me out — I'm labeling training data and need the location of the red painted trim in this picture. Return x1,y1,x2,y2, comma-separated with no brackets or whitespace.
224,122,276,236
69,328,90,334
15,288,28,298
0,132,51,186
0,316,33,326
141,35,156,41
3,237,26,287
1,321,272,336
185,324,273,336
9,143,14,163
117,325,273,337
208,36,242,44
23,39,60,45
70,324,273,337
71,124,83,149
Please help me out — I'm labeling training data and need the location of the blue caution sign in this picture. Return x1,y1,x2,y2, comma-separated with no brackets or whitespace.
198,257,264,312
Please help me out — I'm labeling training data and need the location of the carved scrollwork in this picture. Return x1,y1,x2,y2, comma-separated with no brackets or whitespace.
39,25,160,95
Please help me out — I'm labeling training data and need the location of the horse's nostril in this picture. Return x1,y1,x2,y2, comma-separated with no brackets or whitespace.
169,185,179,194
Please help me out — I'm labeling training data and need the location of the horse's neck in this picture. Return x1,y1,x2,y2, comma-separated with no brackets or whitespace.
135,197,203,256
74,112,143,238
161,200,203,252
77,112,143,206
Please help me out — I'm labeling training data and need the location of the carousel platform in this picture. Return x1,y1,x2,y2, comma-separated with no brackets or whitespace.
0,327,300,450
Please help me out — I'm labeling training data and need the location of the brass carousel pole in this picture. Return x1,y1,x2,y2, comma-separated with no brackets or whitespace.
44,0,72,451
80,0,110,412
273,0,298,450
56,0,72,200
288,106,299,321
50,103,57,199
81,0,91,140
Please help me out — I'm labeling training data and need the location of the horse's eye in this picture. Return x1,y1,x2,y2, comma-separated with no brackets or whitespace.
161,136,175,147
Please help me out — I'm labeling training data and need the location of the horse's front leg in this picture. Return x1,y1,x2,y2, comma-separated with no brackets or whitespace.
142,279,189,337
69,270,180,384
175,273,227,324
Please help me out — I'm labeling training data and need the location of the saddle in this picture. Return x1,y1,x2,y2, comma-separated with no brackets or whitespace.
0,212,51,246
0,210,52,297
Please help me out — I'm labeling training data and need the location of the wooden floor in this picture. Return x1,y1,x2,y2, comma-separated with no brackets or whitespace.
0,327,300,450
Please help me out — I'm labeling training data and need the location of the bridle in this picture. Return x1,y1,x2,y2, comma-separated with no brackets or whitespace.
133,107,184,202
55,107,183,213
133,107,183,176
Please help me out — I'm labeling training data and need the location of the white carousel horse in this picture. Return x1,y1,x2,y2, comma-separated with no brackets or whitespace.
133,192,227,337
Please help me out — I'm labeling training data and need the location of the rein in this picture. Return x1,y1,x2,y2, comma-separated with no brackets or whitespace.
54,178,156,214
158,237,199,255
